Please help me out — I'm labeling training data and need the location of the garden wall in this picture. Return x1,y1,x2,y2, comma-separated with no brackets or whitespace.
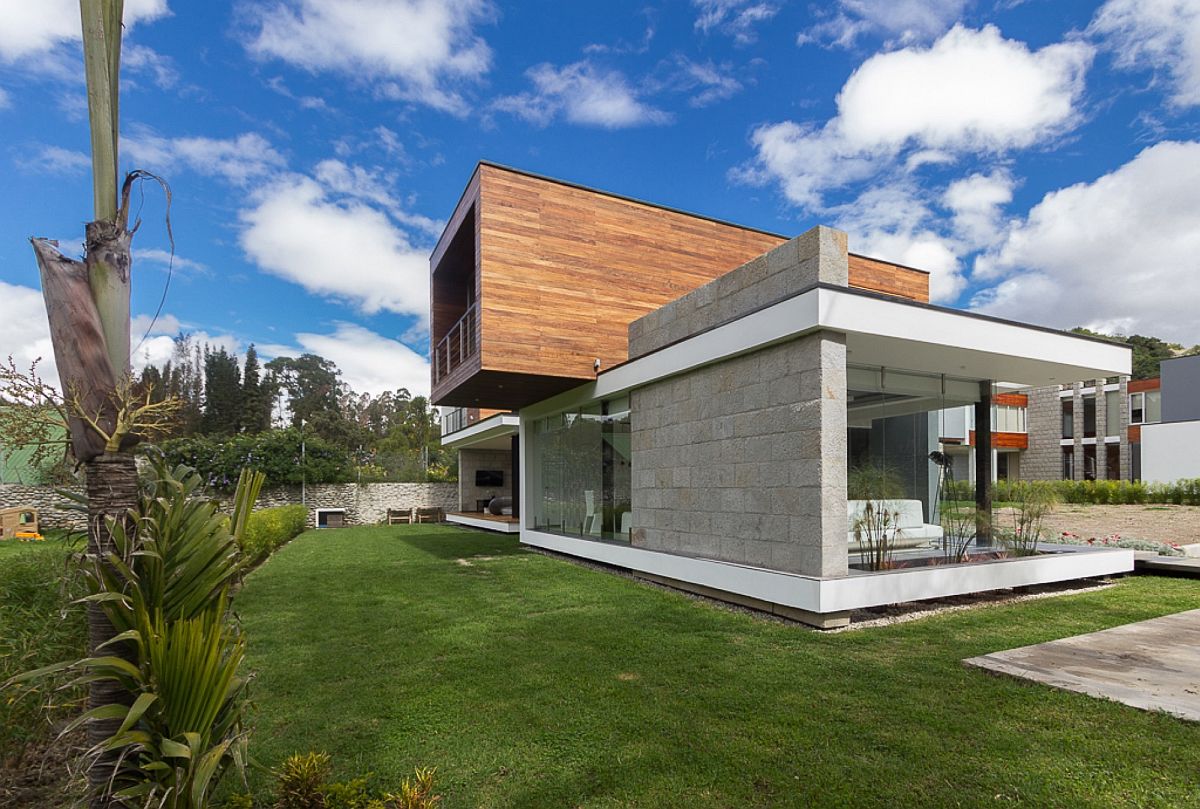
0,481,459,531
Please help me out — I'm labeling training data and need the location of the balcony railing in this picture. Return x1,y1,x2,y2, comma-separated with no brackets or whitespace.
433,301,478,386
441,407,469,435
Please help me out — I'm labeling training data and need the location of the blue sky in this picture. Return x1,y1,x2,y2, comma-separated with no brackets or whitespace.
2,0,1199,397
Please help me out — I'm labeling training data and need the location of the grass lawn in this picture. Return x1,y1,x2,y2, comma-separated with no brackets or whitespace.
238,525,1200,808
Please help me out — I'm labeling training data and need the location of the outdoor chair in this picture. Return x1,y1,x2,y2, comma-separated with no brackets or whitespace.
387,508,413,525
415,507,443,524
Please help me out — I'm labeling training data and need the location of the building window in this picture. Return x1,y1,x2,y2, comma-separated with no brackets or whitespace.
996,452,1010,481
1129,390,1161,425
530,397,631,542
1082,394,1096,439
1083,444,1097,481
1105,444,1120,480
1061,399,1074,439
1062,447,1075,480
1105,390,1120,437
990,404,1027,433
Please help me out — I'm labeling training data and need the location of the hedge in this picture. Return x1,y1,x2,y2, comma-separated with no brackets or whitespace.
240,505,309,563
943,477,1200,506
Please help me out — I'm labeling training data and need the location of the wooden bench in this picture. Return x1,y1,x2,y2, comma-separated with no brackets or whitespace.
387,508,413,524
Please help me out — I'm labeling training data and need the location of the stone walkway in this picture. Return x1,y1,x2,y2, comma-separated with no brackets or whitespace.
965,609,1200,722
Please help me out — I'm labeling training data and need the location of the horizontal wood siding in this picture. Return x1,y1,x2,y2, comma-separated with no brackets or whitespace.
970,430,1029,449
1129,378,1161,393
847,254,929,303
476,166,931,381
994,392,1029,407
432,163,936,405
477,165,785,380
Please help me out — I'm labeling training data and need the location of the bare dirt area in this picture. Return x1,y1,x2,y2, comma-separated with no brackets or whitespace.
996,503,1200,545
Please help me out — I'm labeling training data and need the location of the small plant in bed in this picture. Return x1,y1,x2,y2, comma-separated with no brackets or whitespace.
997,481,1058,557
1058,531,1185,557
848,464,905,571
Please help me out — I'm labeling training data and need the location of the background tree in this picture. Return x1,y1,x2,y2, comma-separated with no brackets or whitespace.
265,353,343,429
201,346,241,435
240,344,271,434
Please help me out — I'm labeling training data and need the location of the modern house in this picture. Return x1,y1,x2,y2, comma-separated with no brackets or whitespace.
433,162,1133,627
1141,355,1200,483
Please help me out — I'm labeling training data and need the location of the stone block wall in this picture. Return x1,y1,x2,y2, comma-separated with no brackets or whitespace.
1023,384,1064,480
628,226,849,360
457,448,513,511
627,226,851,578
0,481,458,531
0,483,86,530
630,332,848,577
1024,379,1132,481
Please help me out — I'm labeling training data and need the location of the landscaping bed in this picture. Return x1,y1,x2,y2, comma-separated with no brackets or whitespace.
236,524,1200,808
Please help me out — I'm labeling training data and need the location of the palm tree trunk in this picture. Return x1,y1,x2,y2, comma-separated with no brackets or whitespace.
84,452,138,808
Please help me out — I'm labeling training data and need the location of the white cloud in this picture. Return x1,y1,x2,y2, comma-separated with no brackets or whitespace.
0,0,169,62
0,87,10,108
1090,0,1200,109
311,159,443,237
0,281,57,388
943,170,1015,251
799,0,969,49
972,141,1200,343
242,0,493,114
123,131,287,185
652,56,744,108
281,322,431,397
238,172,432,321
693,0,778,45
122,43,178,89
493,61,671,128
135,247,209,274
837,26,1091,152
737,26,1092,210
832,185,967,302
131,313,182,338
22,144,91,175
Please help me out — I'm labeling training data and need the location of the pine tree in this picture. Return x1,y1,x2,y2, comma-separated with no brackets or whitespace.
202,347,242,435
240,344,271,434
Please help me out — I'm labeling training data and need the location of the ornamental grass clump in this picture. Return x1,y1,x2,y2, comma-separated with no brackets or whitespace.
848,465,905,571
998,480,1058,556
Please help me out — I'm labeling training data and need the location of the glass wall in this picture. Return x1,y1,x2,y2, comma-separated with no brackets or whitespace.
530,397,631,542
847,366,982,521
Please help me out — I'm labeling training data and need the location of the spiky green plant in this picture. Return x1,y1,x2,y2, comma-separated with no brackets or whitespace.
7,460,263,807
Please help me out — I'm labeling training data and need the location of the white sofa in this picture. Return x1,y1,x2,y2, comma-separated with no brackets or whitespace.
847,499,942,552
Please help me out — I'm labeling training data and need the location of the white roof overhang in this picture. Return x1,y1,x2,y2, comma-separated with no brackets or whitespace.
521,285,1131,419
440,413,519,450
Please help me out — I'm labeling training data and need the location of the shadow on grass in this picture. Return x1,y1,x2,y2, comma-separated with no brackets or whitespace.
328,524,527,561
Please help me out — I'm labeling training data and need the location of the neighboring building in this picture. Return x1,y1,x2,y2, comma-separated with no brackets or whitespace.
940,375,1167,483
938,392,1029,485
432,162,1132,627
1142,355,1200,483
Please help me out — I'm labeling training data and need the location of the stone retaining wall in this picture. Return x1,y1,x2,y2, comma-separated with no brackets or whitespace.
0,481,458,530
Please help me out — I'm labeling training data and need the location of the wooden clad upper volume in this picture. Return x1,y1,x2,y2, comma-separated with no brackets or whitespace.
430,162,931,409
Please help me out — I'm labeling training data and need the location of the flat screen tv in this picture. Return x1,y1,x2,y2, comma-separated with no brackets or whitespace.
475,469,504,487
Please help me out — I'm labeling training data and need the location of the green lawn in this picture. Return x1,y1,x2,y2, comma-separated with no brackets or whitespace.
238,525,1200,808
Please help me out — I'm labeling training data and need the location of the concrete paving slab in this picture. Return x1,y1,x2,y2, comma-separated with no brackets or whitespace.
965,608,1200,722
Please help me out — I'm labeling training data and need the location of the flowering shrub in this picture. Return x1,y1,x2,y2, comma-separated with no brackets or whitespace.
1055,530,1185,557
